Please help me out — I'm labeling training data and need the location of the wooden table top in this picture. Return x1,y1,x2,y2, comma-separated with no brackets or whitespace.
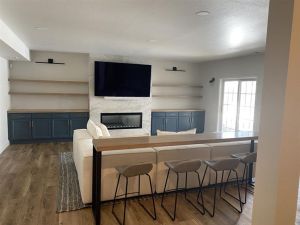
93,131,258,152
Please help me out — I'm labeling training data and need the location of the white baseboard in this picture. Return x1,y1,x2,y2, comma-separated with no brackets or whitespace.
0,141,9,154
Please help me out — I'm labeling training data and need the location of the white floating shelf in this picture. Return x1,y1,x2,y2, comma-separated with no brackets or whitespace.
9,91,88,96
9,78,88,84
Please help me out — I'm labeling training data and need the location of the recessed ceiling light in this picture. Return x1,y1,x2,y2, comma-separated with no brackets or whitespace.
33,26,48,30
196,11,210,16
148,39,157,43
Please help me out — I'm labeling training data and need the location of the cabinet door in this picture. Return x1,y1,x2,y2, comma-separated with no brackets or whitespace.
165,117,178,132
70,117,88,136
32,119,52,139
191,111,205,133
10,119,32,140
53,119,70,138
178,116,192,131
151,117,165,135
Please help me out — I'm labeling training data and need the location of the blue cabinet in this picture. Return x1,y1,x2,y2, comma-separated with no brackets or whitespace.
151,110,205,135
70,113,89,136
165,117,178,132
191,111,205,133
8,112,89,143
32,113,52,139
52,113,71,138
8,114,32,140
178,113,192,131
32,119,52,139
151,113,165,135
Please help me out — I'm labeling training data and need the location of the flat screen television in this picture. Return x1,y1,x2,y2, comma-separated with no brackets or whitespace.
94,61,151,97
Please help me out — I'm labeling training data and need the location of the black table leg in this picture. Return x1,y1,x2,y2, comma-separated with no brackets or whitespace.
248,139,255,184
92,146,102,225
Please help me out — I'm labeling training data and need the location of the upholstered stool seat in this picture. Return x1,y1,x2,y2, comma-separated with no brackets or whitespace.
202,158,243,217
204,158,240,171
112,162,156,225
232,152,257,164
161,159,205,220
116,163,153,177
164,159,202,173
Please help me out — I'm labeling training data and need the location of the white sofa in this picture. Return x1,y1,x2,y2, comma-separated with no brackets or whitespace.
73,125,156,203
76,137,156,203
73,122,257,204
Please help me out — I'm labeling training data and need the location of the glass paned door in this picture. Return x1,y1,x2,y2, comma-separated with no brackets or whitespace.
221,79,256,132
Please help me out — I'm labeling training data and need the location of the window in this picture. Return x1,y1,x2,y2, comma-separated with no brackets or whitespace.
220,79,256,132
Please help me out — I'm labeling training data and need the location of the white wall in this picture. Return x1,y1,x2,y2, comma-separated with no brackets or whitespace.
198,54,264,132
10,51,89,110
89,55,204,136
0,57,10,153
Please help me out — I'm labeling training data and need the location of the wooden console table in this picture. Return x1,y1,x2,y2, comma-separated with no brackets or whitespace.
92,131,258,224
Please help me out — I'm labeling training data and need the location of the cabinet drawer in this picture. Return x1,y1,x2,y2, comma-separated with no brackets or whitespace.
52,113,70,118
166,112,178,117
70,112,89,118
179,112,192,117
152,112,166,117
32,113,52,119
8,113,31,119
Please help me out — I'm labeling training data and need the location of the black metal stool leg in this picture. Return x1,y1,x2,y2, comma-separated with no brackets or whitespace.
161,168,170,208
161,171,179,220
112,176,129,225
197,164,208,203
137,174,157,220
224,165,249,205
201,166,218,217
185,172,188,198
221,170,243,213
184,171,205,215
220,170,224,196
196,171,205,214
244,164,248,204
112,174,121,212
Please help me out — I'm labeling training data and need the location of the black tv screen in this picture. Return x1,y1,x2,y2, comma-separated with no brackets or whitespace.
94,61,151,97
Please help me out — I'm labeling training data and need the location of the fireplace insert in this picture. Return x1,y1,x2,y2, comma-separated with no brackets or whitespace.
100,112,142,129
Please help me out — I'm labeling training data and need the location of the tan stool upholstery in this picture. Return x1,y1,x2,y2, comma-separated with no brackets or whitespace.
116,163,153,177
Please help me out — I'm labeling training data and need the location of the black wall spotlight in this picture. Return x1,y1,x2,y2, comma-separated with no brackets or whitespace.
209,77,215,84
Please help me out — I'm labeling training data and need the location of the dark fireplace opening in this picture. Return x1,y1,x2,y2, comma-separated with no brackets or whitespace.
101,112,142,130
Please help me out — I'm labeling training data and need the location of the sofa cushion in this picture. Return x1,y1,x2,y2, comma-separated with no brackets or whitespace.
73,129,92,169
157,128,196,136
94,121,110,137
87,119,103,139
98,123,111,137
74,129,92,140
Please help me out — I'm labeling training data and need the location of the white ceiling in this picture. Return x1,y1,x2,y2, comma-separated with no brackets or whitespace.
0,0,269,62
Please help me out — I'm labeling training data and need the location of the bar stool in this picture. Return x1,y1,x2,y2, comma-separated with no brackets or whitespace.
161,159,205,220
201,158,243,217
231,152,257,204
112,163,156,225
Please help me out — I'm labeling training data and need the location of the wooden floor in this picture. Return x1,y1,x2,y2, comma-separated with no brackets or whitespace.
0,142,257,225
